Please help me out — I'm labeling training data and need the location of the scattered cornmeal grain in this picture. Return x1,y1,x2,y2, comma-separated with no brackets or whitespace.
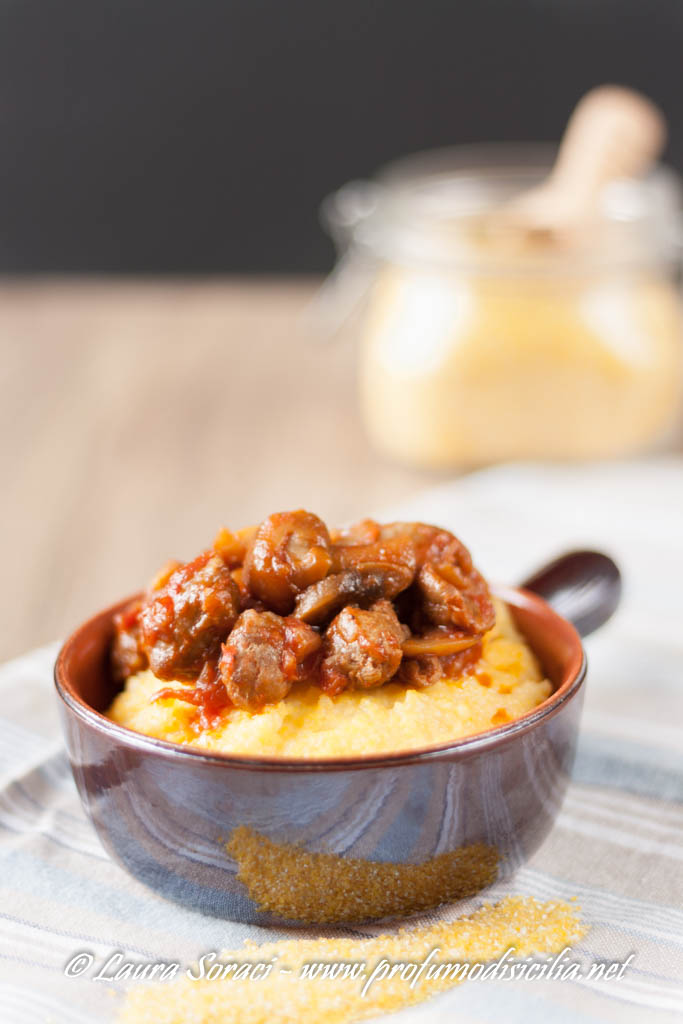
227,826,499,923
108,600,551,758
118,896,586,1024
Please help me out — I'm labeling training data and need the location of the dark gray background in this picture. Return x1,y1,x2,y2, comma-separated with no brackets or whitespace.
0,0,680,272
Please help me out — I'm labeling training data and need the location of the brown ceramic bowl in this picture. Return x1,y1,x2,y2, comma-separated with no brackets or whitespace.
55,583,591,925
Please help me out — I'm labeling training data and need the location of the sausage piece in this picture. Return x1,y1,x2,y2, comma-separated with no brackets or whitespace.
139,552,240,681
243,511,333,614
320,599,408,695
219,610,321,711
397,642,483,689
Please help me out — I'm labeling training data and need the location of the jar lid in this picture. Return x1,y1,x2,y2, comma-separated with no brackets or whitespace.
322,144,683,273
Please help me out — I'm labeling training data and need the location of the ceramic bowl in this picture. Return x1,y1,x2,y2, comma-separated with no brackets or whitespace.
54,582,591,925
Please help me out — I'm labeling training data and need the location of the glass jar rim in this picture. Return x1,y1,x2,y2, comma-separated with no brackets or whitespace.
322,142,683,274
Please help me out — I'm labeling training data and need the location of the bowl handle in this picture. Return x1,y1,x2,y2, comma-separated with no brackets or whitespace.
520,550,622,637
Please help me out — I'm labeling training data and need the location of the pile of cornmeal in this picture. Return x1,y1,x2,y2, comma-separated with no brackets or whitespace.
118,896,585,1024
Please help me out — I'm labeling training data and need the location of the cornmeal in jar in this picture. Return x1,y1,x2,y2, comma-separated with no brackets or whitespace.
360,268,681,467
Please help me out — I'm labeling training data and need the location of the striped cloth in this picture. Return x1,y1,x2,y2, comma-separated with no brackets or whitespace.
1,459,682,1024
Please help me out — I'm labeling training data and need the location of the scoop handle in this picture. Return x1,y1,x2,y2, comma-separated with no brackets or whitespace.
509,86,667,231
551,86,666,199
520,550,622,638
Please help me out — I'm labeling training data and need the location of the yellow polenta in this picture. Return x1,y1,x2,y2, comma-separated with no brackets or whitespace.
107,600,551,758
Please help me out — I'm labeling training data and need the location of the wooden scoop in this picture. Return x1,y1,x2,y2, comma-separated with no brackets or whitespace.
478,85,667,246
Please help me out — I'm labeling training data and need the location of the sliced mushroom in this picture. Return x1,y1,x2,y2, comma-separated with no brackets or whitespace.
294,571,361,624
243,511,333,614
418,561,495,634
294,562,414,625
331,536,417,579
401,629,481,658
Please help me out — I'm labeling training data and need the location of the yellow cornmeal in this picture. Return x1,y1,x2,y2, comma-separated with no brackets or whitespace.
118,896,586,1024
227,826,499,923
107,600,551,758
361,269,682,467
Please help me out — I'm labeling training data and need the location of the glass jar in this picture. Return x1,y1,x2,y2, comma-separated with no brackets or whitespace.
322,145,683,468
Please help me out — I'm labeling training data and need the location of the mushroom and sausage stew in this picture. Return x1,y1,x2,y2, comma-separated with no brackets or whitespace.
108,512,551,757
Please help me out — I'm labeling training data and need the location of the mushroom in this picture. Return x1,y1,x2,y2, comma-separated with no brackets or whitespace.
294,562,414,626
401,629,481,658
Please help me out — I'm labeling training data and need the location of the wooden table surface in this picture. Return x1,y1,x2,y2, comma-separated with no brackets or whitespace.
0,278,442,663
